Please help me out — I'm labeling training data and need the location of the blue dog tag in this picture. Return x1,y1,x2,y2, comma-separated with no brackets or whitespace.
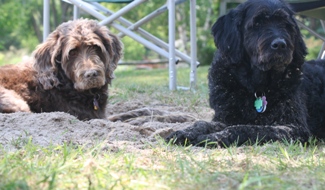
254,96,267,113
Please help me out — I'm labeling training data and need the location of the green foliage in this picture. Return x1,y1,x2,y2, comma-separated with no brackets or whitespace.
0,1,23,50
0,0,71,52
302,29,324,60
0,1,40,50
197,39,216,65
121,38,147,60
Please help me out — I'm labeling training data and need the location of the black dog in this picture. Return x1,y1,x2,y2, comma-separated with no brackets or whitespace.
166,0,325,147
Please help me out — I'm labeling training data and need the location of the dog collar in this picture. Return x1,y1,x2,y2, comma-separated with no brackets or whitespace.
254,93,267,113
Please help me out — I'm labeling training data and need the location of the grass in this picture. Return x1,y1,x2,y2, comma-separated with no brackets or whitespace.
1,64,325,189
110,65,210,110
0,49,30,66
1,138,325,189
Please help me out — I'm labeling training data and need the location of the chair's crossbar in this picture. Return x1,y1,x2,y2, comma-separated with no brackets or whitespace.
112,22,172,59
296,20,325,41
98,0,147,25
288,16,325,59
118,2,174,34
123,0,186,31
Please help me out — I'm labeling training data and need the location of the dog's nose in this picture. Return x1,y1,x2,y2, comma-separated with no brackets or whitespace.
271,38,287,50
84,70,99,78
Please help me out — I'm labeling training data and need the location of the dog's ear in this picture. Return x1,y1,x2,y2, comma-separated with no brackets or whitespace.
96,27,123,82
211,8,243,64
32,30,62,90
290,15,307,64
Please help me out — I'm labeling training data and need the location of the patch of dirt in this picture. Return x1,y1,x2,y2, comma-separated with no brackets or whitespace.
0,100,213,151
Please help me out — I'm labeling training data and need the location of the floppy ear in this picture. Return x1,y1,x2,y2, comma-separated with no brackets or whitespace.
32,30,62,90
211,8,243,64
290,15,307,65
96,27,123,82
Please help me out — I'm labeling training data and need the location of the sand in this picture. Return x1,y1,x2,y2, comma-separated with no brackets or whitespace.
0,100,214,151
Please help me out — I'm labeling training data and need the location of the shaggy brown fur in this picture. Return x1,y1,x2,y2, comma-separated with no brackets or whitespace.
0,19,122,120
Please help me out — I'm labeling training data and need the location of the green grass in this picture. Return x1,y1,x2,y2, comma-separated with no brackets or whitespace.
110,65,210,108
1,65,325,189
0,49,30,66
1,139,325,189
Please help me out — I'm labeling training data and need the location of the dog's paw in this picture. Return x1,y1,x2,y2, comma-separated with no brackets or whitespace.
165,130,195,146
165,120,228,146
166,131,221,147
192,134,221,147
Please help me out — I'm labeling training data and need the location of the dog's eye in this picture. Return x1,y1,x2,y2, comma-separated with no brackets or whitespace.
254,20,264,27
93,45,102,52
69,49,78,57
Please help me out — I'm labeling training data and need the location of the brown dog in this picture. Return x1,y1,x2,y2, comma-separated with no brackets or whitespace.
0,19,122,120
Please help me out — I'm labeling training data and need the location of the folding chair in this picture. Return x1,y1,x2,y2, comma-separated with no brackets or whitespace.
43,0,198,91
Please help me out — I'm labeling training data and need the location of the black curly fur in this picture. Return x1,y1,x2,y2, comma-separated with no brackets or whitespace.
166,0,325,147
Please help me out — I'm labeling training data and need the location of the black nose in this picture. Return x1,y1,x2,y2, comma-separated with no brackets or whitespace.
271,38,287,50
84,70,98,78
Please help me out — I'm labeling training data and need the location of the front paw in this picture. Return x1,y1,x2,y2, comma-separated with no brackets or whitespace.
166,132,221,147
165,130,196,146
192,134,221,147
165,120,227,146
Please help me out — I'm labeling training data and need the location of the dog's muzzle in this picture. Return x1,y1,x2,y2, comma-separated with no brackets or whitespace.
256,37,293,71
74,69,106,90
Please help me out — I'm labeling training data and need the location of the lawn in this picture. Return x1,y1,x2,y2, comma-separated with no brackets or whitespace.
0,65,325,190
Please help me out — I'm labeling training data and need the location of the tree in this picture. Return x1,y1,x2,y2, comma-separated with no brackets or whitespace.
0,0,72,51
